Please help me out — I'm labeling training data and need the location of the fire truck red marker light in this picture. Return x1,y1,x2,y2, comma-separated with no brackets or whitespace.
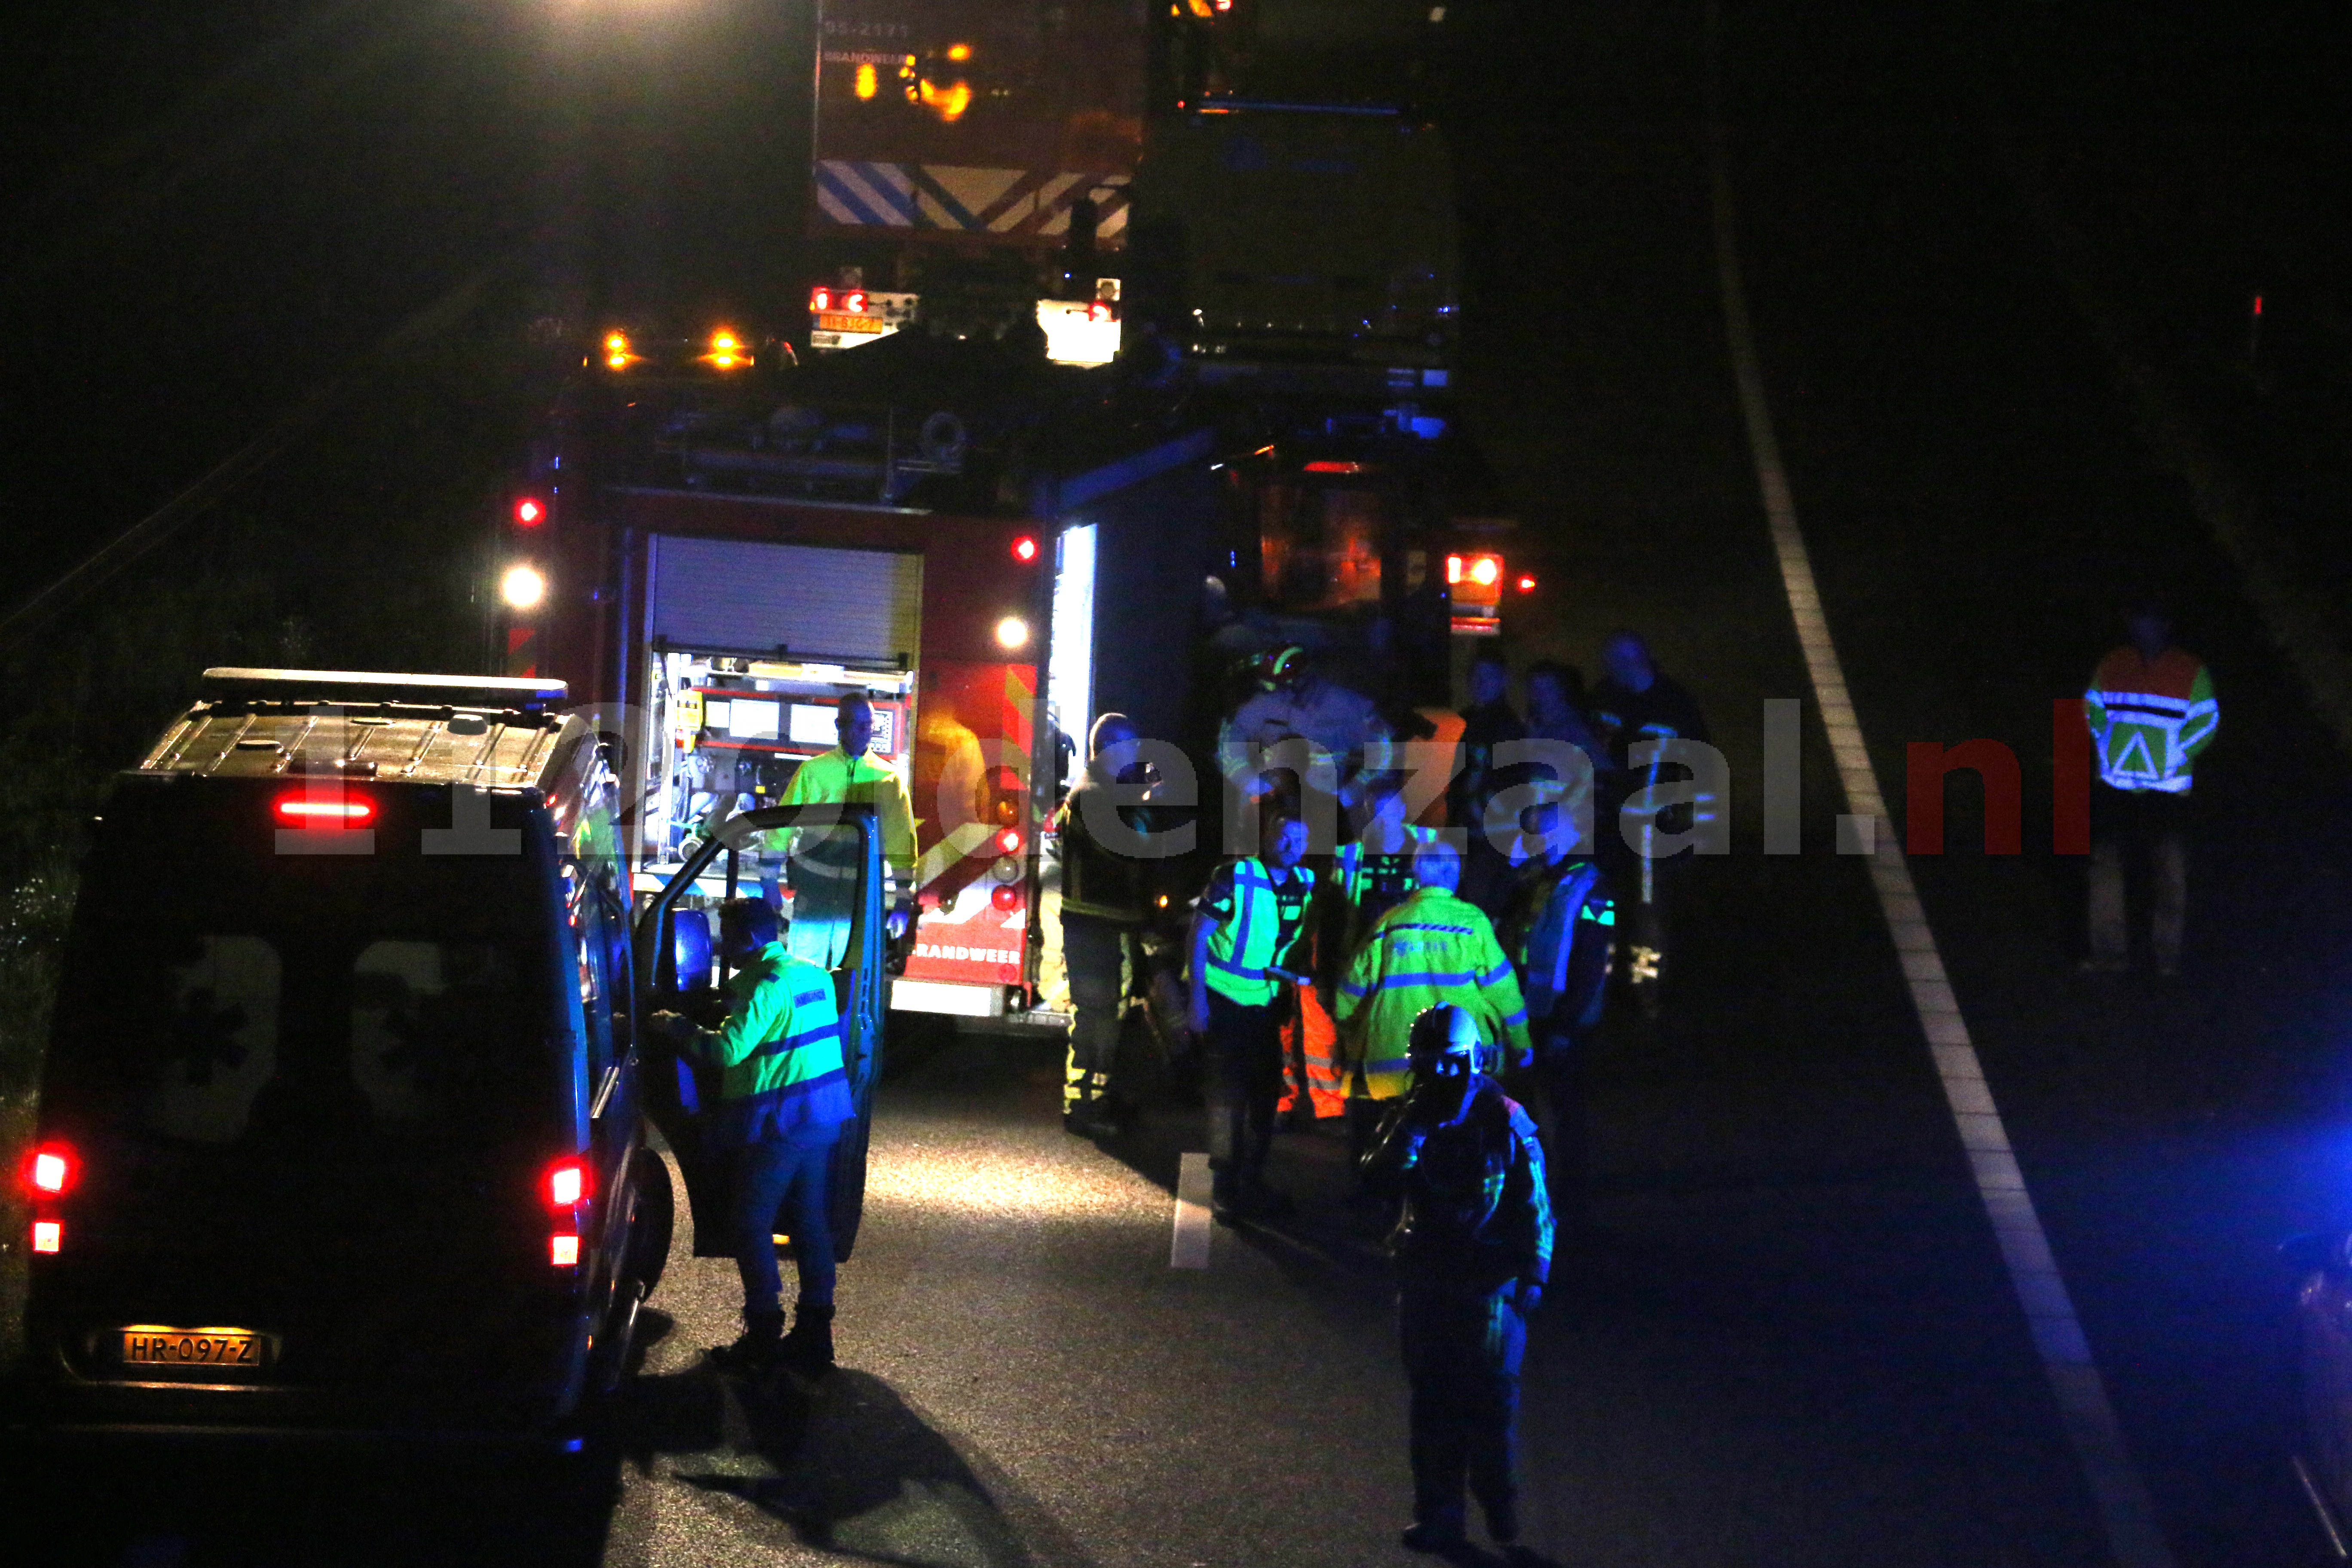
32,1221,61,1254
274,796,375,826
1302,459,1363,474
1516,575,1537,594
995,827,1022,856
28,1145,73,1195
513,498,545,527
992,883,1021,911
550,1234,579,1268
547,1161,584,1209
1011,535,1040,564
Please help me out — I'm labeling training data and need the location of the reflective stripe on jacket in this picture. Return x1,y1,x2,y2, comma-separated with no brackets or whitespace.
1335,888,1532,1098
1513,858,1612,1023
2085,647,2216,794
686,941,854,1148
1203,857,1314,1007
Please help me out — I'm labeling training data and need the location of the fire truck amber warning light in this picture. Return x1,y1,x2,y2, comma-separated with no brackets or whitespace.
502,563,547,610
28,1145,74,1196
706,329,748,370
274,795,375,826
994,616,1030,650
32,1221,61,1255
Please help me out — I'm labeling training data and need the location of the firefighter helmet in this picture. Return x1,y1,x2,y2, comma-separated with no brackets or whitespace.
1408,1003,1485,1075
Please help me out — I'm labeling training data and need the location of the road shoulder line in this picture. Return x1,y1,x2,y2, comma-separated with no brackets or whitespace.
1701,19,2175,1563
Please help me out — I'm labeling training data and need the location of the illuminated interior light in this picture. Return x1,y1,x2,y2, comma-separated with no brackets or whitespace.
501,563,548,611
550,1234,579,1268
32,1221,61,1255
993,616,1029,650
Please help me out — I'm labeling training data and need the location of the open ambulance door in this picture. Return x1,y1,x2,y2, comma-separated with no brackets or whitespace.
634,802,889,1262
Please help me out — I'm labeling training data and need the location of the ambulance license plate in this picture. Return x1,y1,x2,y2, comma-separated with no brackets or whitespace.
816,312,885,334
121,1328,268,1370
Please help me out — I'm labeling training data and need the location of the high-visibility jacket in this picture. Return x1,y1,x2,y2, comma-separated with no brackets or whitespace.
1335,888,1531,1098
1507,855,1614,1029
1201,857,1314,1008
2085,646,2217,794
773,746,918,872
683,940,854,1148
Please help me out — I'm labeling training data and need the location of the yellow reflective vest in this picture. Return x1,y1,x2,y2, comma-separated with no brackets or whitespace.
1335,887,1531,1099
1202,856,1313,1008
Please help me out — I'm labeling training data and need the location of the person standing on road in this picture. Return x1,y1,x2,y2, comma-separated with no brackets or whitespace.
1500,799,1615,1229
1362,1003,1553,1556
1188,811,1316,1220
1449,647,1526,833
1054,713,1159,1137
1524,660,1610,776
2082,598,2218,977
1336,843,1532,1165
650,898,854,1374
1588,631,1710,1021
771,692,919,969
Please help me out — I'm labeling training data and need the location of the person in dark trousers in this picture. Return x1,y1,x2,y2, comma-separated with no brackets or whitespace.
2082,598,2217,977
1054,712,1158,1136
1587,630,1710,1020
651,898,854,1374
1363,1003,1553,1556
1449,647,1527,833
1188,810,1315,1221
1500,798,1615,1231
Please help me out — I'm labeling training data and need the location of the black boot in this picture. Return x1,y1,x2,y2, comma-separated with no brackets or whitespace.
710,1306,784,1371
777,1300,836,1375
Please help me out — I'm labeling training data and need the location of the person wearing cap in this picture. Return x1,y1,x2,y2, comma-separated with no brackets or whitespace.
1335,841,1531,1163
1053,712,1161,1136
1362,1003,1553,1556
649,898,853,1375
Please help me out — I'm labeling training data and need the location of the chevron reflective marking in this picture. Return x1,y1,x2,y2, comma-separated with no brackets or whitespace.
815,160,916,227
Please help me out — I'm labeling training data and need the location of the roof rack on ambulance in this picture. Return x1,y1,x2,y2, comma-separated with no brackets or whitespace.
195,668,571,714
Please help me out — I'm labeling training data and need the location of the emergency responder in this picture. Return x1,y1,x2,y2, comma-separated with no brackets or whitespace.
1216,645,1391,813
2083,598,2218,977
1361,1004,1553,1555
1588,630,1710,1021
1188,810,1315,1220
649,898,854,1374
772,692,918,968
1448,646,1526,832
1336,842,1532,1164
1333,778,1442,956
1054,712,1157,1136
1501,798,1615,1227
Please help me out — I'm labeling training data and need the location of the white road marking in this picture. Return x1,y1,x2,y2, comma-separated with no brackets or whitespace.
1171,1152,1214,1269
1702,30,2177,1566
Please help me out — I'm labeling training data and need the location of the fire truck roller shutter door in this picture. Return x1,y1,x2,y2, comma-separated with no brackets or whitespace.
646,537,921,666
